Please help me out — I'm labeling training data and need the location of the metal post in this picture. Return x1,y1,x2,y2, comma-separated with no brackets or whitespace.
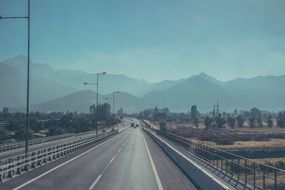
253,162,256,190
244,159,248,187
112,92,115,131
25,0,31,154
96,74,99,135
274,169,277,190
263,171,266,189
237,158,240,182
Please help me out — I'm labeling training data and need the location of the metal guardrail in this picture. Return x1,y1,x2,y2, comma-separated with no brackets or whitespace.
143,127,230,190
155,129,285,190
0,130,118,183
0,133,74,153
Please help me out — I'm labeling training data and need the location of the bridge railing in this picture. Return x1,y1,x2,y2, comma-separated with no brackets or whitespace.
0,133,74,153
155,129,285,190
0,130,117,183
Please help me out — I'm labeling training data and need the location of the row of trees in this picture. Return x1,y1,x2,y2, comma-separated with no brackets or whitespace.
138,106,285,129
205,109,285,129
0,102,121,143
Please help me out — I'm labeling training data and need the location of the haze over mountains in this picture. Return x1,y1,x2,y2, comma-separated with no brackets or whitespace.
1,56,285,113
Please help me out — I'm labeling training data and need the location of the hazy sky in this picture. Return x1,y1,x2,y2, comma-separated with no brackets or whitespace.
0,0,285,82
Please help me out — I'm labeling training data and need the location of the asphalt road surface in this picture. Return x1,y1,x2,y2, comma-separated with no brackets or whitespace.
0,121,197,190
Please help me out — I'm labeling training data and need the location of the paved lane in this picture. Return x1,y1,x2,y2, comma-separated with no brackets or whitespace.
93,127,160,190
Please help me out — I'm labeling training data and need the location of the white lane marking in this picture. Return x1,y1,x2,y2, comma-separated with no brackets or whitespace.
88,136,129,190
13,138,114,190
89,175,102,190
142,132,164,190
109,156,115,164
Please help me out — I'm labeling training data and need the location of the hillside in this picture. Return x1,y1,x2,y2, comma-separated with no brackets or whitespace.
0,61,74,108
32,90,142,113
142,73,242,112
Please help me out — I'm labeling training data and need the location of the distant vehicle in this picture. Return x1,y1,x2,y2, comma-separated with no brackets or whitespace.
136,124,139,128
130,123,135,128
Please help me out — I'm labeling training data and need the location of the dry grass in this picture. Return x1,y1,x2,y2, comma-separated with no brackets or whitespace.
216,139,285,149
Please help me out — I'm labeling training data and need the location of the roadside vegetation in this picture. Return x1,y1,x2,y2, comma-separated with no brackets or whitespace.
0,103,120,143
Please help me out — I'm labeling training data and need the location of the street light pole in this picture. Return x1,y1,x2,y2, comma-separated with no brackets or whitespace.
84,72,106,135
26,0,31,154
0,0,31,154
96,73,99,130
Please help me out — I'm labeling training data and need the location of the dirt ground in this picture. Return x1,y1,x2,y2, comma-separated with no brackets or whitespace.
169,122,285,149
216,139,285,149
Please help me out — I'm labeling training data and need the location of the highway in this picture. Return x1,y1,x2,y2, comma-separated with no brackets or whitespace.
0,121,197,190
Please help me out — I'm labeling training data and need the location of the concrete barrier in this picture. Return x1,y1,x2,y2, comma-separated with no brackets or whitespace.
144,128,232,190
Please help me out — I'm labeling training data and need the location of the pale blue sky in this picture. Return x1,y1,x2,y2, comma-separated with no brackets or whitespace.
0,0,285,82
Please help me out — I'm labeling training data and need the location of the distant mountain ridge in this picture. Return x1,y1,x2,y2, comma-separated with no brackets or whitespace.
1,55,181,97
32,90,142,113
1,55,285,112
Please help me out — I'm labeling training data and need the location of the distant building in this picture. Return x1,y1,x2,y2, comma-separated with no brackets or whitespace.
2,107,9,114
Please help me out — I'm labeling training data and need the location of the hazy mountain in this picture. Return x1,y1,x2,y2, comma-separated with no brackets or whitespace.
2,56,285,112
223,75,285,110
142,73,285,112
1,56,180,98
32,90,142,113
195,72,224,85
142,73,242,112
0,60,74,108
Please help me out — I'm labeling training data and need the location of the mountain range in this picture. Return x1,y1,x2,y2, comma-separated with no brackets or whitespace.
1,55,285,113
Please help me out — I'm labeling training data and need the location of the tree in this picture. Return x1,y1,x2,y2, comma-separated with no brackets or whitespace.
49,128,66,136
249,117,255,128
0,128,10,141
277,112,285,128
215,114,226,128
257,118,263,128
250,107,261,120
89,104,96,115
204,116,212,129
90,103,111,122
236,115,244,128
267,114,273,128
227,116,236,128
14,129,34,141
190,105,198,121
117,108,124,117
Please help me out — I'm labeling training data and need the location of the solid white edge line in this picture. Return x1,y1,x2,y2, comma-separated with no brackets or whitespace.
89,175,102,190
13,138,114,190
151,132,232,190
142,132,164,190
